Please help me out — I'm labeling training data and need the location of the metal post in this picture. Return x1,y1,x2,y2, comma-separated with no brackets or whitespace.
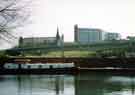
88,31,90,55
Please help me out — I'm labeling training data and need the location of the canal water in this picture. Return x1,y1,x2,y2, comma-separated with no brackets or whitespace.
0,73,135,95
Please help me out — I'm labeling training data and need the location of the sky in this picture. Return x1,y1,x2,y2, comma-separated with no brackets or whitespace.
1,0,135,49
16,0,135,42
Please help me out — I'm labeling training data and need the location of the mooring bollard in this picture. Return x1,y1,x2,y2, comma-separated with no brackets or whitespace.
49,65,53,69
18,64,22,70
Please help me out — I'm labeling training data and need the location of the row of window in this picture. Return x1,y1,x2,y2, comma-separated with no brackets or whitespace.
4,63,74,69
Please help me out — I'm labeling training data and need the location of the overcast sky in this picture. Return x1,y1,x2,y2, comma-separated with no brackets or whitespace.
1,0,134,49
16,0,135,42
3,0,135,47
14,0,135,41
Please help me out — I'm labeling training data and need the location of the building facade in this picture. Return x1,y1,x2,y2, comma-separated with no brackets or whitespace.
19,28,63,47
74,24,105,44
74,24,121,44
104,32,121,40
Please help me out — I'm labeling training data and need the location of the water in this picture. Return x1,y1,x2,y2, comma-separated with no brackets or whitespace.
0,73,135,95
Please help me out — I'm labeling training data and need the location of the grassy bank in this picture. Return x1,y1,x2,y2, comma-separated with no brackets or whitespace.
24,50,97,57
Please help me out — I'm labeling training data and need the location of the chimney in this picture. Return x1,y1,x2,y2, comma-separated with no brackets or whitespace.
74,24,79,42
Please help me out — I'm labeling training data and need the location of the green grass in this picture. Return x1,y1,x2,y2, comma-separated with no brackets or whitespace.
42,50,96,57
23,50,96,57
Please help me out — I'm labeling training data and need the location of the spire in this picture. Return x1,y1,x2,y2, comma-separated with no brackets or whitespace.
56,26,60,40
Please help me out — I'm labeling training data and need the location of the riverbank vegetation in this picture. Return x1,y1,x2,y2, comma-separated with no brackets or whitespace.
0,51,9,63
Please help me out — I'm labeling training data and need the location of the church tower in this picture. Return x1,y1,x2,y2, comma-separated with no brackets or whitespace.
56,27,60,41
56,27,61,46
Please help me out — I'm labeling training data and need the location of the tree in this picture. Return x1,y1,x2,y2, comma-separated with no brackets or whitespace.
0,0,31,44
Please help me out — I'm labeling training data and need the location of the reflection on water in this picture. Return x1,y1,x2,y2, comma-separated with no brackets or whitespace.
0,73,135,95
75,73,135,95
0,75,74,95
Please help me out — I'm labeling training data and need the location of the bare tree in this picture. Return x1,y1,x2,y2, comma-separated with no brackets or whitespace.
0,0,31,44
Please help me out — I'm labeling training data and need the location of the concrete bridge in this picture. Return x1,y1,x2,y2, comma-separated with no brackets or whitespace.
6,40,135,53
